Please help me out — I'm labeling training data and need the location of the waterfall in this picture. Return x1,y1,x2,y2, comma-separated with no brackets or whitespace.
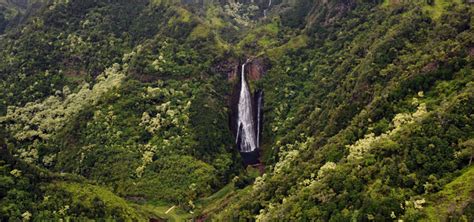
236,60,258,153
264,0,271,18
256,90,263,146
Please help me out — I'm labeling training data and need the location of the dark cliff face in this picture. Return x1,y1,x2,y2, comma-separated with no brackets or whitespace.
225,58,270,81
229,61,245,140
247,58,270,81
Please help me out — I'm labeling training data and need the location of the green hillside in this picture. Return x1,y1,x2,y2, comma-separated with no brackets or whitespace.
0,0,473,221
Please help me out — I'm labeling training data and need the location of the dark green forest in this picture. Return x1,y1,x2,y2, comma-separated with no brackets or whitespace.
0,0,473,221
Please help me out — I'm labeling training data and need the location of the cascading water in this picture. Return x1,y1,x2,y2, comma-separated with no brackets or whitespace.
236,60,258,153
263,0,272,18
256,90,263,146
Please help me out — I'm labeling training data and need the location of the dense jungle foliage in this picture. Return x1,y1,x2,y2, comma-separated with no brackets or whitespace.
0,0,473,221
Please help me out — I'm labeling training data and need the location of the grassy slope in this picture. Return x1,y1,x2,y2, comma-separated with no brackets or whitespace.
423,0,463,19
137,203,192,222
382,0,464,19
51,182,147,220
130,183,239,222
130,183,240,222
197,183,237,215
423,166,474,221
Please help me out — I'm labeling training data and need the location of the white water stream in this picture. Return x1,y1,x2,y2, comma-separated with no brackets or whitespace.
236,60,258,153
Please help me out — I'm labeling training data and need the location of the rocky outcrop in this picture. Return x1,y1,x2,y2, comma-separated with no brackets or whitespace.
212,57,240,81
246,58,270,80
225,57,270,81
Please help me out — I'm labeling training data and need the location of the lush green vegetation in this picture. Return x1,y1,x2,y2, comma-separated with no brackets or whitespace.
0,0,240,220
0,0,473,221
423,166,474,221
213,1,474,221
